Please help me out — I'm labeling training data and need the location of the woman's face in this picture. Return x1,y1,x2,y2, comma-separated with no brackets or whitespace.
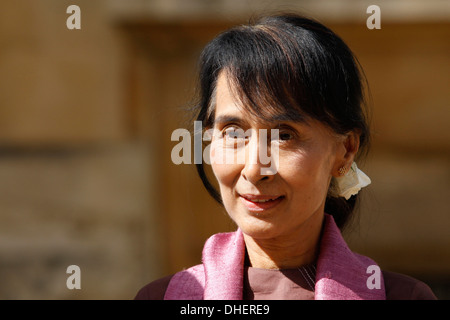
210,73,352,241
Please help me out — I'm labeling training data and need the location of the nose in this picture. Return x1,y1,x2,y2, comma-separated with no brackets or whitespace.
241,131,277,184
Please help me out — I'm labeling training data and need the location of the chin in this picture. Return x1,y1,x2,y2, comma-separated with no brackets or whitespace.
232,212,282,240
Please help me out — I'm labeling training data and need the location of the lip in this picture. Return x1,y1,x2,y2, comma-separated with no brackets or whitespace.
239,194,285,212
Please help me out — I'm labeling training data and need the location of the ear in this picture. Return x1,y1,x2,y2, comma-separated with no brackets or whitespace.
332,130,361,177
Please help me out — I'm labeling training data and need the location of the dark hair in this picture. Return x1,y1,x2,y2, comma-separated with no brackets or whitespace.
194,13,371,230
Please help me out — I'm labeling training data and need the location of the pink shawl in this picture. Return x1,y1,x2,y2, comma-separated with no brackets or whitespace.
164,214,386,300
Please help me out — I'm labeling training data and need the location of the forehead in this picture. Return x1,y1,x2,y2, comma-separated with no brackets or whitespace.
215,72,237,114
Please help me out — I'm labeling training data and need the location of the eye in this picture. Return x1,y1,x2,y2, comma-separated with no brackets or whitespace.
222,126,248,140
279,131,293,141
275,125,297,142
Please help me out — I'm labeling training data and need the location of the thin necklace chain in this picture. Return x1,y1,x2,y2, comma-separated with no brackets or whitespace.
298,264,316,292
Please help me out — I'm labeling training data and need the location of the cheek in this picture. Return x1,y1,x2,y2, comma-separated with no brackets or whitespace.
211,161,242,221
210,144,240,191
278,150,334,194
211,163,233,187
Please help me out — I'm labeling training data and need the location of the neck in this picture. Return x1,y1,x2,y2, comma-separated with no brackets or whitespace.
243,212,324,269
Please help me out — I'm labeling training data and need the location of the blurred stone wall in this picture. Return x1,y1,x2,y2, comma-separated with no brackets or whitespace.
0,144,162,299
0,0,164,299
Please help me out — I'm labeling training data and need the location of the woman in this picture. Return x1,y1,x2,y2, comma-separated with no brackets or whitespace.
136,13,436,300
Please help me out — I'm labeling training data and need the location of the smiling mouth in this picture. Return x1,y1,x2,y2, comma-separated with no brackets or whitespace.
239,194,285,212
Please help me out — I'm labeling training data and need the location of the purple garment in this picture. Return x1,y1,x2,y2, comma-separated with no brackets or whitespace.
164,214,386,300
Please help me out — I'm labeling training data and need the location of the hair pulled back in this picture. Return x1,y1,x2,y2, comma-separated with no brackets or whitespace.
194,13,371,230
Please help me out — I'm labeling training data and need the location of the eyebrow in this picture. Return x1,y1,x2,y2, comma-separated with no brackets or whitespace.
270,112,308,123
213,115,244,126
213,111,308,127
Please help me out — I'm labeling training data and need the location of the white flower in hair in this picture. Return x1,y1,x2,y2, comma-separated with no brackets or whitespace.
334,162,371,200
